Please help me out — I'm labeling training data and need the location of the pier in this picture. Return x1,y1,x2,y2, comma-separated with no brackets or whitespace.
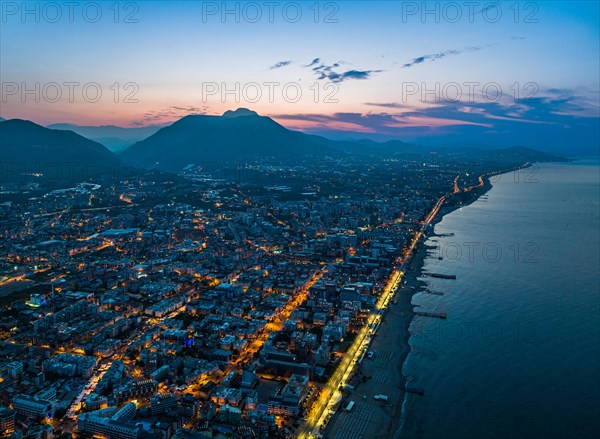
405,386,425,395
425,272,456,279
415,311,447,319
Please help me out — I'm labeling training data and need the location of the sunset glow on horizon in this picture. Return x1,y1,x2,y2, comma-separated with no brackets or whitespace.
1,1,599,149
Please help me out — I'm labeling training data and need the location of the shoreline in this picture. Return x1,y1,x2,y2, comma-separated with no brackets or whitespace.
389,177,494,439
323,176,494,439
393,160,600,439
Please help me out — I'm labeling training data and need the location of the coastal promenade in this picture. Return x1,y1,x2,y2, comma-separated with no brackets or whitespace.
312,170,500,439
298,183,452,438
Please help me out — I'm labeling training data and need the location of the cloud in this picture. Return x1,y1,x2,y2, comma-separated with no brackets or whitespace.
133,105,208,126
483,113,553,124
305,58,383,83
273,92,600,147
324,69,383,83
271,90,600,153
304,58,321,67
365,102,411,109
519,89,600,119
402,46,486,68
273,113,378,133
274,88,600,153
272,109,492,136
269,60,292,70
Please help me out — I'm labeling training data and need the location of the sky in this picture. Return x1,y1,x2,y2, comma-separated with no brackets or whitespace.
1,0,599,153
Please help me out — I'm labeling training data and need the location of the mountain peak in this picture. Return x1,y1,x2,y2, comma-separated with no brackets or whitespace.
121,108,335,171
222,108,259,118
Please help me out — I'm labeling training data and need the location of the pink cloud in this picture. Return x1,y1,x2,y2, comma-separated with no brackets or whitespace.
272,117,376,133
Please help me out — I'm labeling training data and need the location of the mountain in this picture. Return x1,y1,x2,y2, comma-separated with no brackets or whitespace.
337,139,566,162
0,119,122,184
1,114,566,186
121,109,567,171
444,145,568,163
47,123,165,152
120,108,340,171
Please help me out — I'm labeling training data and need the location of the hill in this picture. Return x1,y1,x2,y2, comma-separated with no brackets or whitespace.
0,119,121,185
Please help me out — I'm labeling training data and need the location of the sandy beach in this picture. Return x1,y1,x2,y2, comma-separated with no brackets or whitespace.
324,178,493,439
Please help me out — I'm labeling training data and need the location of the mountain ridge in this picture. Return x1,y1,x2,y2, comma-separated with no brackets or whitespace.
46,122,166,152
0,119,122,184
120,110,342,170
0,113,568,185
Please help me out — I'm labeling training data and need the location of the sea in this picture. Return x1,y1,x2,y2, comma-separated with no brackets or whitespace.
398,160,600,439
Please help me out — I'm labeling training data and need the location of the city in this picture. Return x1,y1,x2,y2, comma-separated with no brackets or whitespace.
1,1,598,439
0,147,543,439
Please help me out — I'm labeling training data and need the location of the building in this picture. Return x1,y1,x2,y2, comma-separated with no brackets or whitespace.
268,374,310,416
43,354,97,378
314,344,330,366
218,404,242,425
112,402,136,421
11,394,54,419
96,360,125,395
83,393,108,411
0,405,15,434
35,387,56,402
149,365,169,381
6,361,23,379
26,423,53,439
150,393,177,416
115,380,158,404
78,403,141,439
213,387,242,407
177,394,199,419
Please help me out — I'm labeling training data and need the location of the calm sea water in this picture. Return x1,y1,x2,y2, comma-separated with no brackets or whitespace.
399,160,600,439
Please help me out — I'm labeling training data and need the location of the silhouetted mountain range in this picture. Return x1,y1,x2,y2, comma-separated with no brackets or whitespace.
121,109,567,170
120,108,341,170
47,123,165,152
0,119,121,184
0,110,567,185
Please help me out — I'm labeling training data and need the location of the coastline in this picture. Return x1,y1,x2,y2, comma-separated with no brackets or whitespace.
324,176,494,439
389,177,493,439
390,160,600,439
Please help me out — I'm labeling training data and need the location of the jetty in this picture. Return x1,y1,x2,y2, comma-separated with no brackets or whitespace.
415,311,447,319
426,272,456,279
405,386,425,396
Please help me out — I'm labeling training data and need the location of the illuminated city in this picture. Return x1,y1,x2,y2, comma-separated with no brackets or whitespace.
1,2,599,439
